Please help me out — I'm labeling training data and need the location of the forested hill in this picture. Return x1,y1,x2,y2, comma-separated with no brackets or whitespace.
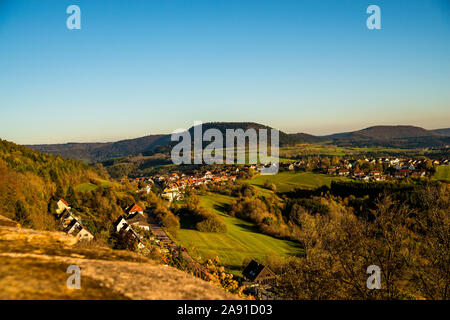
26,123,300,163
324,125,450,148
27,123,450,163
28,134,168,163
0,139,103,229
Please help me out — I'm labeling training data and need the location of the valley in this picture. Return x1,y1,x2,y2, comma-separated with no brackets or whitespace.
1,121,449,300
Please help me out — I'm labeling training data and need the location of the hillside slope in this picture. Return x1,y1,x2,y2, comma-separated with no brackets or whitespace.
28,122,300,162
28,134,168,163
26,124,450,163
0,215,234,300
0,139,105,230
432,128,450,137
327,125,450,148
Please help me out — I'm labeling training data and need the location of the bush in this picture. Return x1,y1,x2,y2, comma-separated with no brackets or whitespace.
229,197,269,223
196,215,227,233
160,212,180,231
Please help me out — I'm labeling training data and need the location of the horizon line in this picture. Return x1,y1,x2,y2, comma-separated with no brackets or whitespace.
17,123,449,146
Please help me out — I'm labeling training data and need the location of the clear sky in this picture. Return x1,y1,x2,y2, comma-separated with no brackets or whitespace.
0,0,449,144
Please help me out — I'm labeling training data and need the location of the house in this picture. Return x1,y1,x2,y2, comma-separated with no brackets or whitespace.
114,217,129,233
353,170,365,178
203,171,213,179
395,169,410,178
411,171,426,178
327,168,337,175
370,171,381,181
162,190,181,202
242,260,276,286
338,169,349,176
125,203,144,215
126,212,151,231
114,217,145,249
60,210,81,229
65,219,83,236
56,198,70,214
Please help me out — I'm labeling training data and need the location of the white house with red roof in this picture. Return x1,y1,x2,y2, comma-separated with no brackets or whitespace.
125,203,144,215
56,198,70,214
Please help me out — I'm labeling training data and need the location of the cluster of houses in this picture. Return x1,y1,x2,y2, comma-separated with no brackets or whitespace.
278,156,449,181
132,164,278,201
320,157,446,181
56,199,94,242
327,165,427,181
355,157,447,168
113,204,149,250
326,167,388,181
149,169,242,201
113,203,177,256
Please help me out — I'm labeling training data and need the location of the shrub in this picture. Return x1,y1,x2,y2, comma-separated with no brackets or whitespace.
196,215,227,233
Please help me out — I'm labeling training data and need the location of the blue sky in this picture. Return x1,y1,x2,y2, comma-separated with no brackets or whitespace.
0,0,449,144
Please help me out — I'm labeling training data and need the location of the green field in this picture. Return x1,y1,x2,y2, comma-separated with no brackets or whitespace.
279,144,426,158
250,171,349,192
75,179,114,192
434,165,450,181
173,193,303,274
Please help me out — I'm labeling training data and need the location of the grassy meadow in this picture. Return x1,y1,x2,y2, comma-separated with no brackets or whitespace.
250,171,350,192
173,193,303,275
279,144,428,158
434,165,450,181
75,179,115,192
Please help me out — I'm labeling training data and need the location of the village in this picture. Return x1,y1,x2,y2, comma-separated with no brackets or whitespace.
278,156,448,181
134,164,272,201
51,155,449,300
130,156,449,198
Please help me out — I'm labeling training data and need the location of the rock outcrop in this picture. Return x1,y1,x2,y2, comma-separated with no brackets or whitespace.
0,215,235,300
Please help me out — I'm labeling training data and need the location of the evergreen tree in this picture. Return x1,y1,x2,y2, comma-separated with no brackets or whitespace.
66,186,78,208
55,185,64,199
14,200,32,227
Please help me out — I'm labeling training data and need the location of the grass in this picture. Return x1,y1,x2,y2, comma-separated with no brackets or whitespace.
279,144,428,158
75,183,98,192
173,193,303,275
434,165,450,181
250,171,350,192
75,179,114,192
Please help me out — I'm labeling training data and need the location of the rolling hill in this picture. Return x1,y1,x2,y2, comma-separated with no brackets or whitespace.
328,125,450,148
0,138,103,230
28,134,169,163
432,128,450,137
27,122,298,163
27,123,450,163
0,138,130,235
174,193,302,274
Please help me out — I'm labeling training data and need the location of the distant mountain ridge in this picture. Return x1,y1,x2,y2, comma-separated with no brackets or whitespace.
26,124,450,162
29,134,169,163
340,125,436,139
432,128,450,137
324,125,450,148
